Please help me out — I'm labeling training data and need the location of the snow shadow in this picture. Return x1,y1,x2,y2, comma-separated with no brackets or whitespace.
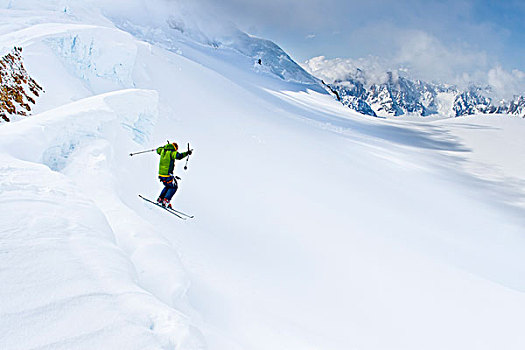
257,84,470,152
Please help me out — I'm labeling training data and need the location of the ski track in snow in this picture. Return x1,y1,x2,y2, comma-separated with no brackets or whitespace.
1,3,525,350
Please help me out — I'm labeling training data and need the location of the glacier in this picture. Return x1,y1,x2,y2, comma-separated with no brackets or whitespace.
1,2,525,350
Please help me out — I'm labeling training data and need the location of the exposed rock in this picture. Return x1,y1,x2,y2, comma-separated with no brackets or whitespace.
0,47,43,122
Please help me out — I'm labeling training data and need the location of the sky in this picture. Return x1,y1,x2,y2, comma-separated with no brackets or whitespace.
192,0,525,96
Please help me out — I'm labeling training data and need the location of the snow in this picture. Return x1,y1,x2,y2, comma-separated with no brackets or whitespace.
436,91,457,117
0,89,204,349
436,114,525,187
1,3,525,350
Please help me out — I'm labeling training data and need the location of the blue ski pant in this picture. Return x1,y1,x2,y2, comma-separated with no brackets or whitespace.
158,176,178,201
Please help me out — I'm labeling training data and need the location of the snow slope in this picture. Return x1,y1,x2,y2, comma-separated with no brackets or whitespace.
1,3,525,350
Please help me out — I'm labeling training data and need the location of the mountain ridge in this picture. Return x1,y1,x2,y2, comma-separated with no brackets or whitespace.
324,73,525,118
302,58,525,118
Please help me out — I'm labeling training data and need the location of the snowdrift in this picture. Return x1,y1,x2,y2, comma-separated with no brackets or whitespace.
0,90,204,349
1,2,525,350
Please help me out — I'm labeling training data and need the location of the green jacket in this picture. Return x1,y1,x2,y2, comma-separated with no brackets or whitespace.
156,144,190,176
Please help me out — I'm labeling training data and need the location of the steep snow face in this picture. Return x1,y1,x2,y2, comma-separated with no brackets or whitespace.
223,31,319,84
97,0,319,85
0,23,137,90
46,25,137,91
2,3,525,350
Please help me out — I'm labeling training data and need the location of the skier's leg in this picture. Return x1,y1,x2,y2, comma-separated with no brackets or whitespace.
165,178,178,202
159,186,169,199
158,176,169,202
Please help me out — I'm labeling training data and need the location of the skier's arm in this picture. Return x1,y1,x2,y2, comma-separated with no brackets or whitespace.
175,150,192,160
156,146,163,155
175,152,187,160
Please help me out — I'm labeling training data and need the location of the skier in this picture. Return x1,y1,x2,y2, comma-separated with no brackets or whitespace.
156,142,192,209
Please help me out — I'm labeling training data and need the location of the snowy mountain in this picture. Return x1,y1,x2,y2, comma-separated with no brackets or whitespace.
305,57,525,118
2,2,525,350
104,2,319,87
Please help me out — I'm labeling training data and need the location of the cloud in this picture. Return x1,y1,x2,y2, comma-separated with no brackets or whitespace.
98,0,240,44
487,66,525,99
303,32,525,99
193,0,338,31
96,0,525,97
302,29,491,85
392,30,490,85
395,33,525,97
176,1,522,84
301,55,393,86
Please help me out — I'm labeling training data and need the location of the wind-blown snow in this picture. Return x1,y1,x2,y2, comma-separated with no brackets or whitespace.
1,2,525,350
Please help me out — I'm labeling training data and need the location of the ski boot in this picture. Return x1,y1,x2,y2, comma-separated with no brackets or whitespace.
163,198,172,209
157,197,164,205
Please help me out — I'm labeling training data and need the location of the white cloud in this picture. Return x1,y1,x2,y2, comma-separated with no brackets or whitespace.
391,32,525,97
487,66,525,99
99,0,240,45
97,0,525,98
301,55,393,86
343,25,490,85
392,30,489,85
303,30,525,98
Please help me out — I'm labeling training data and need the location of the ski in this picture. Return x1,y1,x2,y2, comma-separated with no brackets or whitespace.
139,195,186,220
167,207,194,219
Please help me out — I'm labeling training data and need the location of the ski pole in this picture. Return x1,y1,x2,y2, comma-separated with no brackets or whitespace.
129,148,156,157
184,143,191,170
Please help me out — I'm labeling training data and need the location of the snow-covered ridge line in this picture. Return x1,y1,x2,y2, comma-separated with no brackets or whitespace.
1,23,138,92
327,75,525,118
0,23,121,50
0,89,156,164
304,58,525,118
108,15,319,86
